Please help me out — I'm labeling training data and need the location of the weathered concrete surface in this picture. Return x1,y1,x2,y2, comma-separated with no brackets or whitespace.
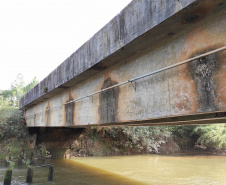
20,0,226,127
19,0,201,108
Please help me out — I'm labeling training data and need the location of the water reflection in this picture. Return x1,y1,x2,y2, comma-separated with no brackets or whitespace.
0,159,148,185
72,154,226,185
1,154,226,185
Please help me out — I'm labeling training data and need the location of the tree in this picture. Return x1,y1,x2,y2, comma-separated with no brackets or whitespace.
193,124,226,149
0,74,38,108
0,74,38,161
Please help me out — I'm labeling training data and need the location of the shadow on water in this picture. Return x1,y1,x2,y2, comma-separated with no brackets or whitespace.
0,159,149,185
2,154,226,185
71,154,226,185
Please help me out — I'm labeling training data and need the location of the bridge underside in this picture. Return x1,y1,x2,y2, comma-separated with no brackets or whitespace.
98,112,226,127
20,0,226,127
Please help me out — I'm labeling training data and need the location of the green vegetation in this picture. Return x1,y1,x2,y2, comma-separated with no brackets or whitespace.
4,169,12,185
171,125,198,149
105,126,171,153
42,144,46,162
170,124,226,150
42,86,48,93
0,74,38,163
0,73,38,108
193,124,226,149
74,123,226,156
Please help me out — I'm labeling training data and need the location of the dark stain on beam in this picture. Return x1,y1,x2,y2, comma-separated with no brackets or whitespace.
65,95,75,126
99,77,119,124
183,14,202,23
45,103,51,126
58,85,70,89
90,63,108,71
181,1,222,24
189,49,219,112
33,114,36,126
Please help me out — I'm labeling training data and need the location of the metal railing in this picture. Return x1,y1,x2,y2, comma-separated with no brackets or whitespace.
25,46,226,119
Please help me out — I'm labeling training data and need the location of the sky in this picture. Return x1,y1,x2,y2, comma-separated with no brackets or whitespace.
0,0,132,90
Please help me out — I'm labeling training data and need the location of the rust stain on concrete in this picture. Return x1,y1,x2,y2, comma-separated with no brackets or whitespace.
45,102,51,126
33,114,36,127
189,50,219,112
178,25,226,113
215,50,226,110
99,77,119,124
170,63,198,114
65,92,75,126
32,106,37,126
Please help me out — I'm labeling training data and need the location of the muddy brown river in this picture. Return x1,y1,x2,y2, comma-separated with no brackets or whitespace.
1,154,226,184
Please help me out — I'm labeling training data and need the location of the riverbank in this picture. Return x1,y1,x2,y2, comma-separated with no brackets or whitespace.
35,126,226,159
1,113,226,164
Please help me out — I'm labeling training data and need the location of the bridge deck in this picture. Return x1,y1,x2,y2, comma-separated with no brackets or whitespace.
19,0,226,127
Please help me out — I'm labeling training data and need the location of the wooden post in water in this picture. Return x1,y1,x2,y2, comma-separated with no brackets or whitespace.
4,169,12,185
48,165,54,181
26,167,33,183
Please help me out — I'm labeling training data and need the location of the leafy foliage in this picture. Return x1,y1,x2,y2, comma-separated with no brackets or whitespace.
0,74,38,162
0,109,25,138
90,127,99,142
170,125,199,149
0,108,32,161
0,73,38,108
119,126,171,152
193,124,226,149
83,124,226,156
93,126,171,153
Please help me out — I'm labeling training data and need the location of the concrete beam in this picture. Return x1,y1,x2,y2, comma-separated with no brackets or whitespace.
19,0,206,109
20,0,226,127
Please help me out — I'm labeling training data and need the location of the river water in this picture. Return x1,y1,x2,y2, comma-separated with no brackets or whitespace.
1,154,226,185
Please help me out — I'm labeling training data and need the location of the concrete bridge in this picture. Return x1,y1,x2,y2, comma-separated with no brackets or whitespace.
19,0,226,127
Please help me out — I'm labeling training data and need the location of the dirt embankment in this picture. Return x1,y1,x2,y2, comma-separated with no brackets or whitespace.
34,127,185,159
35,127,226,159
1,127,225,164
